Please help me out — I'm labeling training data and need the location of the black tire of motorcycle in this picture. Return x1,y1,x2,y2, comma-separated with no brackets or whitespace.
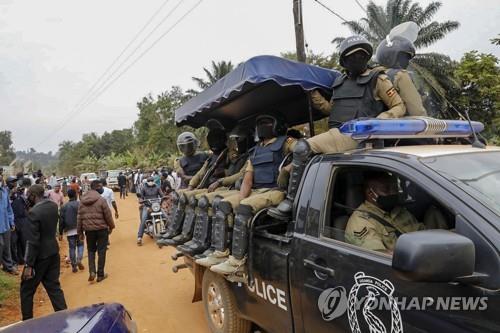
202,270,251,333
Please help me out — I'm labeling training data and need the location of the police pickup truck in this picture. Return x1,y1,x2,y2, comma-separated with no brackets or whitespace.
172,56,500,333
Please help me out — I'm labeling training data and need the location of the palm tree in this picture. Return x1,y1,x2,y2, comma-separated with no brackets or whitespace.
332,0,460,115
191,60,235,91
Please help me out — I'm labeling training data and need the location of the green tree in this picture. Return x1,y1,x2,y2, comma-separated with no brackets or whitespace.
191,60,235,90
332,0,460,113
0,131,16,165
453,51,500,142
281,51,340,69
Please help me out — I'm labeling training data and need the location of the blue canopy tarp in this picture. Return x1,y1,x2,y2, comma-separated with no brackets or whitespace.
175,55,341,129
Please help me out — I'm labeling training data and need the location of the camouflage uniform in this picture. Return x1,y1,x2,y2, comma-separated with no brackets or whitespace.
345,200,425,252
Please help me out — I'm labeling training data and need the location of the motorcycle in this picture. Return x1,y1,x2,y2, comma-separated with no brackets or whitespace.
138,194,167,239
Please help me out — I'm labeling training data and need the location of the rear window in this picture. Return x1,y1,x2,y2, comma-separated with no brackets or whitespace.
421,151,500,217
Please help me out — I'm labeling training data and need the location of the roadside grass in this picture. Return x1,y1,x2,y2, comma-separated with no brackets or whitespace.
0,271,17,306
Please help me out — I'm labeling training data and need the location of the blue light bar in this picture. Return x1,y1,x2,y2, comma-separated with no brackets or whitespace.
339,118,484,140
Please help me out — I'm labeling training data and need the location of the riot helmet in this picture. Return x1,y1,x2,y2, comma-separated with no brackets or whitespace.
228,125,253,154
206,128,227,154
146,176,155,187
339,35,373,76
177,132,199,156
255,112,287,140
375,35,416,69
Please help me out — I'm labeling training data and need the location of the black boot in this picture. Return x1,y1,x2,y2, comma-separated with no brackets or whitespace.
178,195,211,256
268,139,312,221
165,195,197,246
159,192,186,241
211,204,253,275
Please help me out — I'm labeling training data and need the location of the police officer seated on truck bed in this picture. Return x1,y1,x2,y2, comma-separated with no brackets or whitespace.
268,35,406,221
344,171,447,253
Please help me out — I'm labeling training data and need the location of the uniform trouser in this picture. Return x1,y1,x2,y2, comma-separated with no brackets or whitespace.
85,229,109,277
0,230,14,271
20,253,67,320
120,185,126,199
307,128,358,154
10,230,21,264
221,189,286,217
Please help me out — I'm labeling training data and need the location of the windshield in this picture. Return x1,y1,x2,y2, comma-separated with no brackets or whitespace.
421,151,500,216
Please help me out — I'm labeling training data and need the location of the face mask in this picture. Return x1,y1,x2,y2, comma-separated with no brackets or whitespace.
96,188,104,194
343,52,369,77
396,52,411,69
147,181,155,187
371,188,399,212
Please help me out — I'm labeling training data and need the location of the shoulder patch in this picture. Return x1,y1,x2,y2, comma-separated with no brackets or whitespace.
386,87,397,97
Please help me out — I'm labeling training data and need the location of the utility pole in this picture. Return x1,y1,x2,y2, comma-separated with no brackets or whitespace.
293,0,306,63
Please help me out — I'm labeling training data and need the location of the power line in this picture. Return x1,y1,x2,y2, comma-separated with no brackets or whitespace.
354,0,367,13
312,0,349,23
36,0,204,149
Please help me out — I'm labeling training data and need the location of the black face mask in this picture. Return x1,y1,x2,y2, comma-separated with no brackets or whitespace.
256,124,274,140
343,52,369,77
396,52,411,69
375,193,400,212
96,188,104,194
7,183,16,190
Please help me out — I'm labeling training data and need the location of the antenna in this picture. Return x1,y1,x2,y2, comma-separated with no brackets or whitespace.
463,107,486,149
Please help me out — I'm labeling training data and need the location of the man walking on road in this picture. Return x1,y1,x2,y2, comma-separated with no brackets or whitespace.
118,172,127,200
47,184,64,209
77,180,115,282
100,179,119,219
21,184,67,320
59,189,84,273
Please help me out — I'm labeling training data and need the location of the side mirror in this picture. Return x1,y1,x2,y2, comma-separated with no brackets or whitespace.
392,230,475,282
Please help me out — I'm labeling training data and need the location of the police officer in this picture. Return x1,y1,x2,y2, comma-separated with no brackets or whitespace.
175,132,208,189
269,35,406,220
209,113,296,277
375,34,427,116
345,172,424,253
179,125,253,257
157,127,228,245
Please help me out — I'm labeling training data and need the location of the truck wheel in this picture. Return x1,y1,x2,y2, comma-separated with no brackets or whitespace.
202,270,251,333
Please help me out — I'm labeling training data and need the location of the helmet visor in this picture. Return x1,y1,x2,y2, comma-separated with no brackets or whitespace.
178,141,195,155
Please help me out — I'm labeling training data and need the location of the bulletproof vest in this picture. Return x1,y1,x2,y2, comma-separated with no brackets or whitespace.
226,153,249,177
329,69,386,128
180,153,207,176
250,136,287,189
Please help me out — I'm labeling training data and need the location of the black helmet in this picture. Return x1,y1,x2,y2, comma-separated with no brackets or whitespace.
206,128,227,152
339,35,373,66
6,176,17,189
177,132,199,156
255,112,287,140
228,125,253,154
375,35,416,68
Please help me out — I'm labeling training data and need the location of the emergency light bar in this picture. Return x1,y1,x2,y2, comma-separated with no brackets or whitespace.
339,118,484,140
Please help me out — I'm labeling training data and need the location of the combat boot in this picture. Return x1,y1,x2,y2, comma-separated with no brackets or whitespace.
156,192,186,246
211,204,253,275
196,200,233,267
164,195,197,246
268,139,312,221
177,195,211,256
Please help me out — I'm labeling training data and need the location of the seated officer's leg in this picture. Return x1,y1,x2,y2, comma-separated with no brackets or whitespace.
269,139,312,220
210,203,253,276
169,193,202,245
158,191,188,242
308,128,358,154
158,191,180,239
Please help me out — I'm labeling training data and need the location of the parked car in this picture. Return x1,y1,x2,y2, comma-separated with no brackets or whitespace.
107,169,124,191
0,303,137,333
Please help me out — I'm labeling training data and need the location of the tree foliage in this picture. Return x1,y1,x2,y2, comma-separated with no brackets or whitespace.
0,131,16,165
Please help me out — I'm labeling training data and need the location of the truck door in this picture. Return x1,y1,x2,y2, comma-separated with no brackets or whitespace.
293,159,500,333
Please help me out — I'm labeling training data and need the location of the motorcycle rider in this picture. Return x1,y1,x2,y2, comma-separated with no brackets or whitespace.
137,177,164,246
375,30,427,116
268,35,406,221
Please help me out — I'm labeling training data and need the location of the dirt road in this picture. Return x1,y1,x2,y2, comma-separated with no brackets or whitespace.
38,196,208,333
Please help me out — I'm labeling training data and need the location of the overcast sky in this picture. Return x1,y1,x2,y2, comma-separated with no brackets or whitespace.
1,0,499,153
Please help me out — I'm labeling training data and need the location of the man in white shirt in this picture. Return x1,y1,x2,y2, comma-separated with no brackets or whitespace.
100,179,119,220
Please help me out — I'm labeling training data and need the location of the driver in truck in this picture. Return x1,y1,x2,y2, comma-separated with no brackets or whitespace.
269,35,407,221
208,112,296,279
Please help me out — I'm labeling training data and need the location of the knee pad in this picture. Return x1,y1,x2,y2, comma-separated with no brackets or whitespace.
197,196,209,210
188,195,197,208
293,139,312,163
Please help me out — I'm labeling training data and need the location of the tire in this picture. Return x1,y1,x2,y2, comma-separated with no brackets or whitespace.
202,270,251,333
